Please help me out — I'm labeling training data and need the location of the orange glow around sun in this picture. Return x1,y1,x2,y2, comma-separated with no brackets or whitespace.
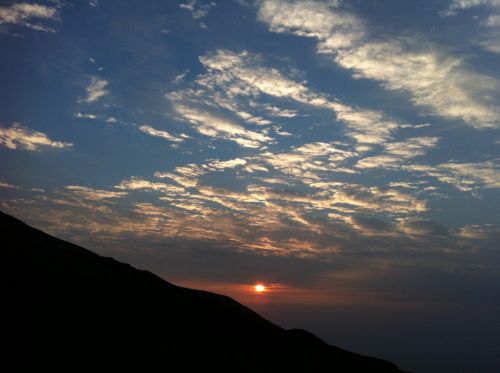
254,284,266,293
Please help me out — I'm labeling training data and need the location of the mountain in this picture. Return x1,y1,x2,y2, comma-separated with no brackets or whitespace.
5,210,405,371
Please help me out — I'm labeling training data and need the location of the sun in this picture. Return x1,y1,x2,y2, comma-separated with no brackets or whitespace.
254,284,266,293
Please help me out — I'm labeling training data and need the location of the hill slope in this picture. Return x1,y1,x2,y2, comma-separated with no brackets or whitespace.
4,211,405,371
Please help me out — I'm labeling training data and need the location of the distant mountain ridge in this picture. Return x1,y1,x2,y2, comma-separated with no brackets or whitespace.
4,210,405,372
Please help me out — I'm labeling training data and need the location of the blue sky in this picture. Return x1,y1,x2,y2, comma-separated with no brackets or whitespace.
1,1,499,371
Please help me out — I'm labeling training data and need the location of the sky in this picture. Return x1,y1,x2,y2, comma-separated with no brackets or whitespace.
1,0,499,371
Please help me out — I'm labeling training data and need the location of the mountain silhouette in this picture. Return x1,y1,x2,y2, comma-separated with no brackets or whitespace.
5,210,405,371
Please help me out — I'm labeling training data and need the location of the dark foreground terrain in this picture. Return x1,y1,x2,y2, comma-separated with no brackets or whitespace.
5,211,405,371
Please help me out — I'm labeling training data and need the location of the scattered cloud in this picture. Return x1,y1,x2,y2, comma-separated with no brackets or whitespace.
441,0,500,16
0,2,60,33
116,177,185,194
207,158,247,170
257,0,500,128
442,0,500,54
65,185,127,200
0,122,72,151
0,181,44,192
83,76,109,103
264,105,298,118
171,104,272,148
357,137,440,169
179,0,215,19
138,124,185,143
168,48,405,152
261,141,357,181
332,185,427,214
75,112,98,120
172,70,189,84
457,224,499,239
397,218,449,237
405,161,500,192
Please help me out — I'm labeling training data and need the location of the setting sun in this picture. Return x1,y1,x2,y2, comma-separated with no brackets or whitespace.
254,284,266,293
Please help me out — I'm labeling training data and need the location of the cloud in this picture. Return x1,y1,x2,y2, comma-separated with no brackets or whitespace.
332,185,427,214
457,224,499,239
0,182,19,189
83,76,109,103
405,161,500,192
171,105,272,148
442,0,500,53
260,142,357,181
264,105,298,118
138,124,185,143
0,2,60,33
486,14,500,26
197,49,403,144
333,103,399,144
65,186,127,201
116,177,185,194
172,70,189,84
356,137,440,169
442,0,500,16
207,158,247,170
343,216,392,235
0,181,44,192
168,48,406,153
257,0,500,128
75,112,98,120
199,49,315,102
155,163,206,188
179,0,215,19
0,122,72,151
397,218,449,237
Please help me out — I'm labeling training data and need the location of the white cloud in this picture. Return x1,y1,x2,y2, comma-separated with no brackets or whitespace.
264,105,298,118
168,48,405,158
197,49,403,143
357,137,440,169
179,0,215,19
258,0,500,129
0,2,59,32
75,112,97,120
83,76,109,103
116,177,185,194
155,163,205,188
332,185,427,213
442,0,500,16
0,122,72,151
405,161,500,191
0,182,19,189
172,105,272,148
333,103,399,144
457,224,498,239
172,70,189,84
207,158,247,170
486,14,500,26
243,163,269,173
397,218,449,236
65,186,127,200
199,49,312,101
0,181,44,192
261,142,357,181
154,172,199,188
442,1,500,53
139,124,184,142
